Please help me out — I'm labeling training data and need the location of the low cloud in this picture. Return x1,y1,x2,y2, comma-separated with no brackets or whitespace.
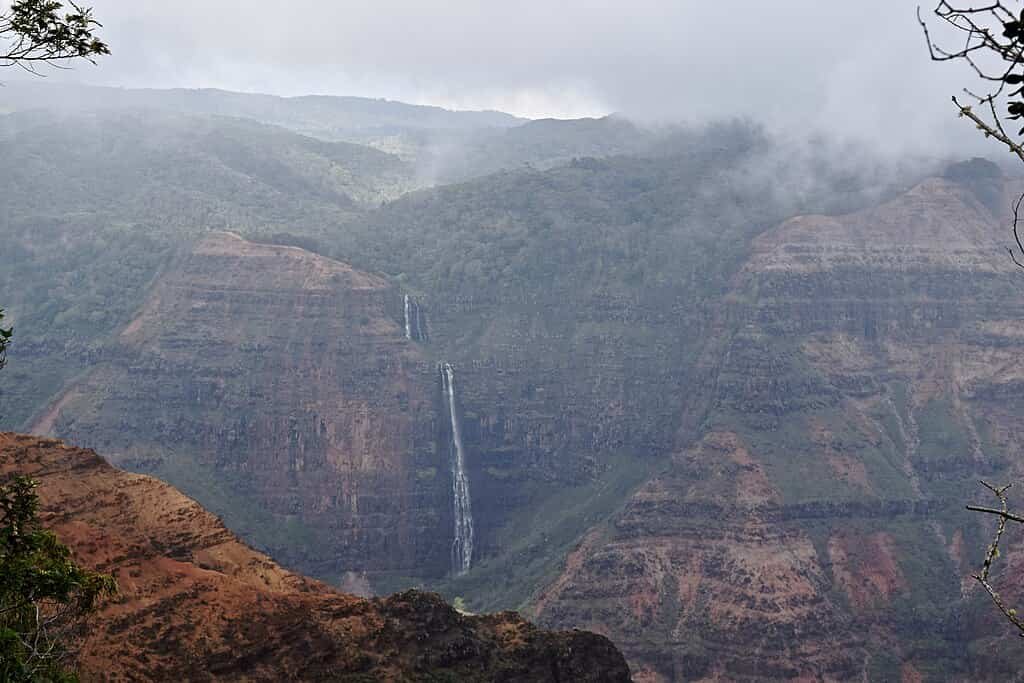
23,0,993,156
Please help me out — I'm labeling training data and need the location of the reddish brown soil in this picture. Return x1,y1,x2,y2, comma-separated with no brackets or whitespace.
0,433,630,682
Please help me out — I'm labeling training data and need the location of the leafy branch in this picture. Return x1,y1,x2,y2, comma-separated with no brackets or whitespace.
0,0,109,75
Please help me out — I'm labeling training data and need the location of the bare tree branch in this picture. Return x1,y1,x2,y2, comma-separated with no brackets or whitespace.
967,481,1024,636
920,4,1024,266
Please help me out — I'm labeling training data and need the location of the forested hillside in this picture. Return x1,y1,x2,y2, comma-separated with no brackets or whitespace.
0,81,523,138
4,90,1018,679
0,108,411,426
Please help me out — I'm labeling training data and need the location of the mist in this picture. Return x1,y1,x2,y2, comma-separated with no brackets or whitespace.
9,0,988,160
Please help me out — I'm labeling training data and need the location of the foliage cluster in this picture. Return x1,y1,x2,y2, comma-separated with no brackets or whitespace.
1,0,108,74
0,476,115,681
336,121,921,304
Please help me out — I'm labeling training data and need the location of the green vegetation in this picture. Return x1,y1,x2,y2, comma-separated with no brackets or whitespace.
1,9,115,675
0,81,522,148
142,446,320,561
0,476,115,682
917,398,972,463
432,452,660,613
341,123,775,299
0,108,936,610
1,1,109,73
0,109,412,426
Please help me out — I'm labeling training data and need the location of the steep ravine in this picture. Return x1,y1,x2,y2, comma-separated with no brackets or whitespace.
28,164,1024,680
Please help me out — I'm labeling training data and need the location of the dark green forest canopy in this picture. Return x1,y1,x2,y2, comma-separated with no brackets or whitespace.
0,110,933,427
332,122,929,302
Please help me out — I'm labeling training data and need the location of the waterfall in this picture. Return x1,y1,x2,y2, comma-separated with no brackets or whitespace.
414,301,427,342
403,294,412,340
403,295,428,342
441,362,474,575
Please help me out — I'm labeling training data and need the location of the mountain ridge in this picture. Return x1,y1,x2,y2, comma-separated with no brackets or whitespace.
0,82,526,131
529,173,1024,680
0,431,631,681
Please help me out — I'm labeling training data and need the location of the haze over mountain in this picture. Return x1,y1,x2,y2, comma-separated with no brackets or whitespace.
5,2,1024,681
18,1,992,158
2,74,1024,679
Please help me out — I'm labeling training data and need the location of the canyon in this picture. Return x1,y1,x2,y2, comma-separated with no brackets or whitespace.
31,168,1024,680
5,91,1024,679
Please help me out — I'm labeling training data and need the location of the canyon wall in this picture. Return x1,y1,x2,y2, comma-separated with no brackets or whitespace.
31,232,450,583
26,160,1024,679
531,175,1024,680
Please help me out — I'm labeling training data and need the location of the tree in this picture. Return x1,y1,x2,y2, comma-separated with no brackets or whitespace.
0,6,111,676
0,476,116,681
0,0,108,381
1,0,108,75
921,1,1024,267
920,3,1024,159
921,0,1024,638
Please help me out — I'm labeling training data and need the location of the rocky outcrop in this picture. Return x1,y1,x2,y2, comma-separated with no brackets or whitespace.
532,176,1024,680
30,232,450,583
0,432,631,681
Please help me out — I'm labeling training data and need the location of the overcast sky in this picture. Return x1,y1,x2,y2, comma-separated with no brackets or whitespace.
17,1,991,155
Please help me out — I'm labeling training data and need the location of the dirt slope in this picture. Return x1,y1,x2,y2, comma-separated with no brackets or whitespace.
0,432,630,682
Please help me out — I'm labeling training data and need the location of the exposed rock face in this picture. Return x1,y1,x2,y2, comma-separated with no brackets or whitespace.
28,170,1024,679
531,177,1024,680
0,432,631,681
32,232,449,582
35,227,691,604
